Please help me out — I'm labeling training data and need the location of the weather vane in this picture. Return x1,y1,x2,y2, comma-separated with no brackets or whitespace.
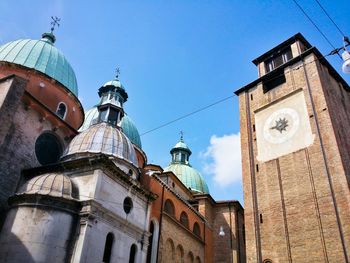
50,16,61,33
115,67,120,79
180,131,184,141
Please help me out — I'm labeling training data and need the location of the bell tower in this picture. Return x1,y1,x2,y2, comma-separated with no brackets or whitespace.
235,33,350,262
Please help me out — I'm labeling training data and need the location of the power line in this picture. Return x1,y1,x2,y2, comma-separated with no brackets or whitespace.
140,95,234,136
314,0,346,38
291,0,341,59
140,51,332,137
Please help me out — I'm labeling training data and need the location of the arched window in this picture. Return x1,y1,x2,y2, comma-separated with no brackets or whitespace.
35,132,62,165
146,221,154,263
187,252,194,263
193,222,201,238
146,219,159,263
129,244,137,263
164,239,175,262
179,212,189,228
164,199,175,216
56,102,67,119
102,233,114,263
176,245,184,263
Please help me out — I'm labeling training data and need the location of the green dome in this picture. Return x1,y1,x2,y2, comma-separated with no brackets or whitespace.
0,33,78,96
164,136,209,194
164,164,209,194
78,106,142,149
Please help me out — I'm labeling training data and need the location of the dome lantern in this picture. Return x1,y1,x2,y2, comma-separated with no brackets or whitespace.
164,134,209,194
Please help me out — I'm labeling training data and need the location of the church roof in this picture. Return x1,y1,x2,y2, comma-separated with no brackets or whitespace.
164,136,209,194
19,173,76,199
164,163,209,194
0,32,78,96
79,106,142,149
63,122,138,167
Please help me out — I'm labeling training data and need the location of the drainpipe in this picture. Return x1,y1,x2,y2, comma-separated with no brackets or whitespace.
156,184,165,263
229,203,233,263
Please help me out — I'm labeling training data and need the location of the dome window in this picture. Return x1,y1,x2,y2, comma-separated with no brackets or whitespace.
35,132,62,165
123,197,133,214
56,102,67,119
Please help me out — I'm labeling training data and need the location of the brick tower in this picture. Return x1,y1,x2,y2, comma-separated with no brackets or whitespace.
235,33,350,263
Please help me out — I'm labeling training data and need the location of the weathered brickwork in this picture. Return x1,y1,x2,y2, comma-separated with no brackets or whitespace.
237,35,350,263
0,75,70,223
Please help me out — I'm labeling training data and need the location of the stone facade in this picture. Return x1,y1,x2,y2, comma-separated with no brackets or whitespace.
236,33,350,263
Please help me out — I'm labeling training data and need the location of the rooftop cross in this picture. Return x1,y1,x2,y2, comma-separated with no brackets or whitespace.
115,67,120,79
50,16,61,33
180,131,184,141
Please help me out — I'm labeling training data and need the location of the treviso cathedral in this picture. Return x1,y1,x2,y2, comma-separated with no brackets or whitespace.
0,23,349,263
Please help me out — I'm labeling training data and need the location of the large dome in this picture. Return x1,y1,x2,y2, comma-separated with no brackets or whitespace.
0,33,78,96
164,164,209,194
79,106,142,149
63,122,138,167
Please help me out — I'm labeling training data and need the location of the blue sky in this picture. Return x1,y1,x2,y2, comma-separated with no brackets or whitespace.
1,0,349,204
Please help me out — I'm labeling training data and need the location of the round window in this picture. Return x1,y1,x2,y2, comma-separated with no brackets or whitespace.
35,132,62,165
123,197,133,214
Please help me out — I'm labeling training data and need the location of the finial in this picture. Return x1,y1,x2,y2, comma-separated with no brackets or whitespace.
115,67,121,80
50,16,61,33
180,131,184,142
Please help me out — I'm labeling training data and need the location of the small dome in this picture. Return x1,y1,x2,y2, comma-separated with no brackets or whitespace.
79,106,142,149
164,164,209,194
0,33,78,96
19,173,75,199
64,122,138,167
170,140,192,155
102,79,124,89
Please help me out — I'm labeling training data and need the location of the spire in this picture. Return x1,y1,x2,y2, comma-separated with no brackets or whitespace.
41,16,60,44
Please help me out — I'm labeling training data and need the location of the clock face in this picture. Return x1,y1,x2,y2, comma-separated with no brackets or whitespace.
263,108,300,144
255,91,314,162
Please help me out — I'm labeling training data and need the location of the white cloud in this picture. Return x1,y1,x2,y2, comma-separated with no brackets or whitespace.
201,133,242,187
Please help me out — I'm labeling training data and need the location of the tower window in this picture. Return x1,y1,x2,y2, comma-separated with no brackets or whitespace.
56,102,67,119
265,47,292,73
263,73,286,93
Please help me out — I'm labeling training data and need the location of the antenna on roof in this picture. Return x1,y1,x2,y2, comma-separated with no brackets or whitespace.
50,16,61,33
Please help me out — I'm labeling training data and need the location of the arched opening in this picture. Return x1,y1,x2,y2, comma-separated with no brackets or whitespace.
176,245,184,263
164,238,175,263
146,221,154,263
193,222,201,238
102,232,114,263
195,256,201,263
146,219,159,263
56,102,67,119
129,244,137,263
164,199,175,216
179,212,189,228
35,132,62,165
187,252,194,263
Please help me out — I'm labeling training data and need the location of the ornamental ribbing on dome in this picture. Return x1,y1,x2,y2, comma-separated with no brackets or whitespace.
63,122,138,167
0,32,78,96
19,173,76,199
164,137,209,194
79,106,142,149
